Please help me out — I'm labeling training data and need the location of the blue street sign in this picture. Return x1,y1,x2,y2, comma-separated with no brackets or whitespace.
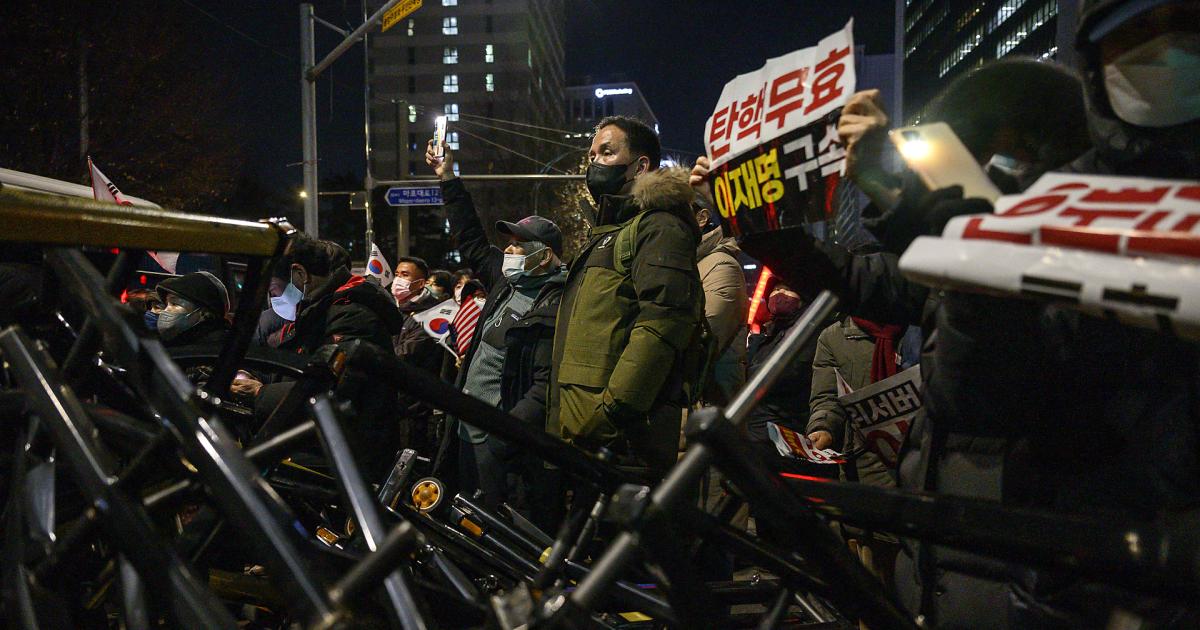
385,186,443,206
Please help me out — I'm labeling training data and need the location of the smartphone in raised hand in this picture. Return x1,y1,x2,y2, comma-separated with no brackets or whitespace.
889,122,1001,203
433,115,447,159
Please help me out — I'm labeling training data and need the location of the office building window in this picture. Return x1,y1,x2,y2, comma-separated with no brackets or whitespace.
484,44,495,63
485,102,494,117
408,133,417,151
408,105,417,123
407,76,415,93
485,73,495,92
939,24,985,77
452,163,461,176
444,103,459,121
988,0,1027,32
406,18,414,36
443,74,459,93
407,47,415,64
527,48,532,68
442,0,457,5
442,17,458,35
485,15,493,33
443,46,458,64
996,0,1057,57
447,132,460,150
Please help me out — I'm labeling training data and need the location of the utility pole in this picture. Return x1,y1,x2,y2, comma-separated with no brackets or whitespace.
300,0,408,239
361,0,375,253
300,4,319,236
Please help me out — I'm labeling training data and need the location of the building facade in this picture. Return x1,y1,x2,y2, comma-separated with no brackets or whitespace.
564,81,659,136
898,0,1079,123
365,0,566,263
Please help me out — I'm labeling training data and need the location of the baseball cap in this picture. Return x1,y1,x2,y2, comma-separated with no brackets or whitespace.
496,215,563,257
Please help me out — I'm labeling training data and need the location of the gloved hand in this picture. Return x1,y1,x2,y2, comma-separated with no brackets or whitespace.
863,185,993,255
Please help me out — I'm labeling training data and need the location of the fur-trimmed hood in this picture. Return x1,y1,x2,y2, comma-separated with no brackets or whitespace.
631,166,694,212
594,167,702,241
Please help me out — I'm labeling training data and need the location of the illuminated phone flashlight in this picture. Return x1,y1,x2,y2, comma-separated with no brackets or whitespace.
433,115,447,158
897,129,931,162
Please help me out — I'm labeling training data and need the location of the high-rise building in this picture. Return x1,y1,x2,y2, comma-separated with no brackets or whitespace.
898,0,1079,124
564,81,659,137
365,0,566,262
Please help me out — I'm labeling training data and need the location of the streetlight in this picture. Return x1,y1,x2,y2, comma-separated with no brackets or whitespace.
298,190,309,199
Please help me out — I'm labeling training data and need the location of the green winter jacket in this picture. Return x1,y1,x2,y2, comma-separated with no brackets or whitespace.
548,167,703,475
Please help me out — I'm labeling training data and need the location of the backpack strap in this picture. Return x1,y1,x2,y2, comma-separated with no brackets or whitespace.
612,210,651,277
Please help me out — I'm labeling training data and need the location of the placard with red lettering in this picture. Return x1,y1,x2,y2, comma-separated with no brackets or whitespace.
836,366,922,468
767,422,846,465
942,173,1200,261
703,20,856,236
899,235,1200,340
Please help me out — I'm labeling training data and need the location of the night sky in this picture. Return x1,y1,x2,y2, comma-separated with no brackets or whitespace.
195,0,895,189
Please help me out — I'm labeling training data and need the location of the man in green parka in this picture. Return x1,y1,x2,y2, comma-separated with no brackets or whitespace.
548,116,705,478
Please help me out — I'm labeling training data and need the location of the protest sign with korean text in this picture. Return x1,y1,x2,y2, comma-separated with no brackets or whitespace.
837,366,922,468
901,173,1200,340
704,20,856,236
767,422,845,465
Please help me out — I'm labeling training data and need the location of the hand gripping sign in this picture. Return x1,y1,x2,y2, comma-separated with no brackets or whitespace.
900,173,1200,339
768,422,846,465
704,20,856,237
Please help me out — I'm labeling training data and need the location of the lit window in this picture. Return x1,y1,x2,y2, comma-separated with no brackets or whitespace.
442,0,457,5
448,132,460,150
444,103,459,121
443,74,459,93
988,0,1026,32
485,73,495,92
452,163,461,176
443,46,458,64
442,17,457,35
527,48,532,68
407,18,414,36
408,105,417,123
484,44,495,63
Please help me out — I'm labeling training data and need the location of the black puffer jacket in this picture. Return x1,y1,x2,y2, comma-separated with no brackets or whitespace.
744,307,835,443
257,267,406,478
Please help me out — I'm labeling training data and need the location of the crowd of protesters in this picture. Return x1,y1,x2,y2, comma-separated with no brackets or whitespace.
33,0,1200,625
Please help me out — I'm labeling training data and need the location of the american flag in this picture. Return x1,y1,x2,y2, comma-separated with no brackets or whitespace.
451,294,484,357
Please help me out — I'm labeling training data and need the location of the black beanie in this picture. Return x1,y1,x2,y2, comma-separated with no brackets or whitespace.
156,271,230,317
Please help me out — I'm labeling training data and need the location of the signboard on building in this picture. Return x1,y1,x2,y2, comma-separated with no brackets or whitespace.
385,186,443,206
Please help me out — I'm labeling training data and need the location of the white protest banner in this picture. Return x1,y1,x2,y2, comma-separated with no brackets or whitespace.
836,366,922,468
900,173,1200,339
899,236,1200,340
767,422,845,465
703,20,855,236
941,173,1200,262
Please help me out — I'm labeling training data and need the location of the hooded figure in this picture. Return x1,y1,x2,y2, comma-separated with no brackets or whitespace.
889,3,1200,626
154,271,230,347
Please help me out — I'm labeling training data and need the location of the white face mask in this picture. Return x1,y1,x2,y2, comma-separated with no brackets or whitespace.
1104,31,1200,128
502,248,545,279
391,276,413,303
270,281,303,321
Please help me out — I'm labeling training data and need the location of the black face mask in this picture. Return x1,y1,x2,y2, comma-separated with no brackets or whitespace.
585,159,637,203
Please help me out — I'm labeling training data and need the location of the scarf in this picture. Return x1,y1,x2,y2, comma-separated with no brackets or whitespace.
851,317,906,383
